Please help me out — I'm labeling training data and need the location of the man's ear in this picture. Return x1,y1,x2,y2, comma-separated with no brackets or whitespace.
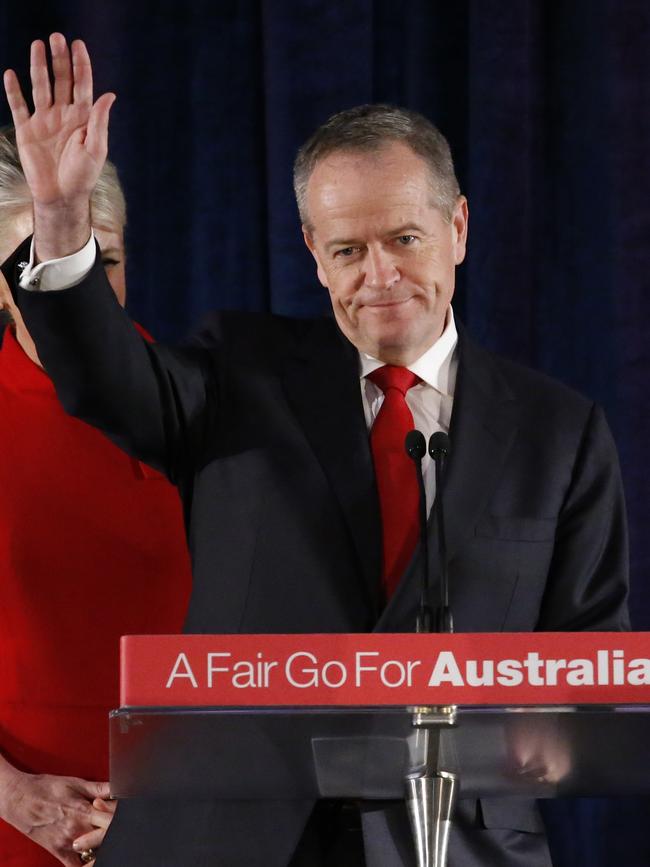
302,227,328,288
451,197,469,266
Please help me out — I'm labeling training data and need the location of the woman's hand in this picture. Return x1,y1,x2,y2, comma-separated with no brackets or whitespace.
0,765,111,866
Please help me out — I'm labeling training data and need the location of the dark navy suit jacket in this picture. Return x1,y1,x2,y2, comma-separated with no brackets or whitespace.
8,241,630,866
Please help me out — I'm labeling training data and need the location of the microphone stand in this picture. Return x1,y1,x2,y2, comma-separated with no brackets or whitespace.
404,430,458,867
430,432,453,635
405,430,432,634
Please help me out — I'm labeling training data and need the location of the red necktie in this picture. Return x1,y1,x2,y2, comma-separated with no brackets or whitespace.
368,366,421,598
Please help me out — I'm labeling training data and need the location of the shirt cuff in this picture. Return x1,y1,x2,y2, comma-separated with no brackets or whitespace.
18,232,97,292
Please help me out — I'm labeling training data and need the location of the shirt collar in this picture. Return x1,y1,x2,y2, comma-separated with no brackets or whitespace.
358,306,458,396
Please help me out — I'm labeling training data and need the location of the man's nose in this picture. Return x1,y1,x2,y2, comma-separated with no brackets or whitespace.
363,246,400,289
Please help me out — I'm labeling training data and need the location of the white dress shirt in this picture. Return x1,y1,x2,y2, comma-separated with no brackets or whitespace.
360,308,458,514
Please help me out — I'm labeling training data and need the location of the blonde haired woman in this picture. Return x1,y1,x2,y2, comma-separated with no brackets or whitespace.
0,127,191,867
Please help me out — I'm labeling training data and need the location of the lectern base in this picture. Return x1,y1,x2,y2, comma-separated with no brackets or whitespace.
406,772,458,867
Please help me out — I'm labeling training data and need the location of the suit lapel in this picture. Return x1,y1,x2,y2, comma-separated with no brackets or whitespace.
281,321,382,615
443,329,519,565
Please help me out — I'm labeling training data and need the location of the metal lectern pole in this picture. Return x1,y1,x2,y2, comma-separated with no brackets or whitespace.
406,706,459,867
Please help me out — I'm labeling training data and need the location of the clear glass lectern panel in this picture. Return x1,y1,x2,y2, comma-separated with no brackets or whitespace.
110,705,650,800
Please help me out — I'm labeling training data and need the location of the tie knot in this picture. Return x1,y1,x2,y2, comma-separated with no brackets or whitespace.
368,365,420,397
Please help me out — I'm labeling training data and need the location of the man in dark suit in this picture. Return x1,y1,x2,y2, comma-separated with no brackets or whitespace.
4,34,629,867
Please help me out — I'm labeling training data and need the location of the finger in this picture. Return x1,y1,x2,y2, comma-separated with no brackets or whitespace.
75,779,111,800
3,69,31,125
87,806,112,829
73,825,106,849
92,797,117,814
50,32,72,104
85,92,115,161
59,846,92,867
71,39,93,106
30,39,52,110
62,849,94,867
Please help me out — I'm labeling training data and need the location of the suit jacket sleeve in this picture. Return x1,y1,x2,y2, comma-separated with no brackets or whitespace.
535,401,630,632
6,238,215,481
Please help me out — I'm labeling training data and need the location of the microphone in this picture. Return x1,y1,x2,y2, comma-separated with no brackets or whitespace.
429,430,450,462
428,432,453,633
405,430,433,633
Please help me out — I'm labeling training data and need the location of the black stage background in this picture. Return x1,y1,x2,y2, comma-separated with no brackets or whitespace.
1,1,648,863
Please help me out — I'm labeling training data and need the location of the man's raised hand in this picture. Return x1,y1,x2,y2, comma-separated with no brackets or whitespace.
3,33,115,259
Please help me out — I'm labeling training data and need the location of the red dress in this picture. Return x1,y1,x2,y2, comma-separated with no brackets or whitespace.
0,325,192,866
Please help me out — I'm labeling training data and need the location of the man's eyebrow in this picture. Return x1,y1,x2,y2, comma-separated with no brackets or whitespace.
324,224,428,252
387,223,427,237
100,247,122,258
324,237,363,252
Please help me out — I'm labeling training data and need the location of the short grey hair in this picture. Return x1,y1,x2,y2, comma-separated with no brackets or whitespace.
0,125,127,239
293,104,461,228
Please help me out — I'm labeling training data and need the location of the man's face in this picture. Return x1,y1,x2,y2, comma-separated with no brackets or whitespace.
303,142,468,365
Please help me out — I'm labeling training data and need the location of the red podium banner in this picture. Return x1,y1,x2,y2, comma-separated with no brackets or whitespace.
119,632,650,708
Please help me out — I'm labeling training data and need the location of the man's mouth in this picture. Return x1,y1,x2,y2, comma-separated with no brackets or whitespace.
363,296,414,309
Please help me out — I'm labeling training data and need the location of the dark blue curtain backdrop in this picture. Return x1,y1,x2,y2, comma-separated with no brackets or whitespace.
1,1,648,864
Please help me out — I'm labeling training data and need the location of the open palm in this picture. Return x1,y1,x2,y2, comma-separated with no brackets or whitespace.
3,33,114,206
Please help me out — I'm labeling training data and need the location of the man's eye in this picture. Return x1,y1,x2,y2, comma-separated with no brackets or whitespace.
397,235,416,246
334,247,357,258
102,257,120,267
